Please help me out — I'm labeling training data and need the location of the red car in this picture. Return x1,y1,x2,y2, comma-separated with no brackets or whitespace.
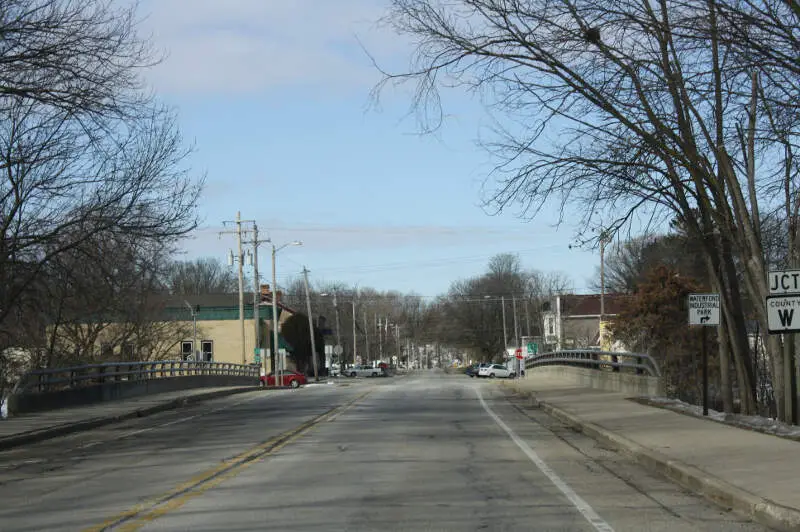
260,370,307,388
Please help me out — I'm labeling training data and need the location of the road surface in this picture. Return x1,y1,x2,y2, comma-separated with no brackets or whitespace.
0,373,769,531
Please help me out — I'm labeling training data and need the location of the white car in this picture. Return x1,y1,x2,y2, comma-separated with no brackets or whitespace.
478,363,513,379
345,365,383,378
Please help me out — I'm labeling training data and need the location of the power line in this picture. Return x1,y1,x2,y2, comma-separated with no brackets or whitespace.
302,245,569,275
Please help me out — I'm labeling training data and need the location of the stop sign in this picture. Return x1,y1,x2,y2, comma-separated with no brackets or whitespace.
515,348,524,360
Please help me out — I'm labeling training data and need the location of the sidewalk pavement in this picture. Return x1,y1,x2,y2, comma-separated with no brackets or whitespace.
0,386,258,452
504,375,800,532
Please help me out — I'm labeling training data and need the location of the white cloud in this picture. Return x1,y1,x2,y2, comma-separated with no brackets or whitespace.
136,0,408,95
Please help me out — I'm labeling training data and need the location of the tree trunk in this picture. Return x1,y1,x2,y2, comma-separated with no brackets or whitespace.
718,318,734,413
770,335,785,420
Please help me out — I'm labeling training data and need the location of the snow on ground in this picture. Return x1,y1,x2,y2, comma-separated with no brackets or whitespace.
638,396,800,441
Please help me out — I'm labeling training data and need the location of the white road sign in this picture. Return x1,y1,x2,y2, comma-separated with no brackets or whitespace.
766,295,800,333
688,293,720,326
768,270,800,295
333,344,343,355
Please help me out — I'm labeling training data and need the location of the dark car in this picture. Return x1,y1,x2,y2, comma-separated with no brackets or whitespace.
465,364,480,378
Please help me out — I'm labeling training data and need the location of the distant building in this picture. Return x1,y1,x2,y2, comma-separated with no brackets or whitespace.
50,289,297,371
542,294,631,351
157,292,296,367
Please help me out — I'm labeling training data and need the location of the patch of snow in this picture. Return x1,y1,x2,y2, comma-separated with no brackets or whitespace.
641,396,800,440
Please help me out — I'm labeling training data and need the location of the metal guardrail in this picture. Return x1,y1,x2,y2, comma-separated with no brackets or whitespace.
525,350,661,377
13,360,259,394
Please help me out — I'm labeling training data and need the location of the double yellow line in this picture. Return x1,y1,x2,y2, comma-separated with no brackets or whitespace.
85,389,371,532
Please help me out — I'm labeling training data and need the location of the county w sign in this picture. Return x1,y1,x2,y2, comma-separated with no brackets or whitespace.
766,295,800,334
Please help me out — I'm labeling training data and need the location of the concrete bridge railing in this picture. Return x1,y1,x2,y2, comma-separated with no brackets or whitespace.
524,350,664,396
6,360,259,415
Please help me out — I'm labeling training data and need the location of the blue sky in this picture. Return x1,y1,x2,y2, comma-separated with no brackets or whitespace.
136,0,602,296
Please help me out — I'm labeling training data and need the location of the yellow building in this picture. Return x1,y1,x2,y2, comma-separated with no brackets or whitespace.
165,293,296,370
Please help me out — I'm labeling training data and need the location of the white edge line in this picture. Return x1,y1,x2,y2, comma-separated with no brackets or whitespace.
475,386,615,532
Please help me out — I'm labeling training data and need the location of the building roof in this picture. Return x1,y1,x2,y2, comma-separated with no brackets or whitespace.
559,293,631,317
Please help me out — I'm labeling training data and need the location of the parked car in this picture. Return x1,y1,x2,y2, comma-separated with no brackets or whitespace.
468,363,492,378
260,370,307,388
344,365,384,378
477,363,513,379
465,363,482,378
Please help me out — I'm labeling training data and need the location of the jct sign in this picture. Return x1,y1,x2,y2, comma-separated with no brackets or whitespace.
769,270,800,295
688,293,720,326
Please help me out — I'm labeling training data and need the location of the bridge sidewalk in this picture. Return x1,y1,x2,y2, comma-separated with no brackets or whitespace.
0,386,256,451
504,375,800,532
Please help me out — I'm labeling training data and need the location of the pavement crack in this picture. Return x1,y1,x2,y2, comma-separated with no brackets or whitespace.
505,392,685,521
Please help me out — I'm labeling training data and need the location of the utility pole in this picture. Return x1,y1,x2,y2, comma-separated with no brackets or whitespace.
512,295,520,348
301,266,319,381
525,299,531,337
599,229,610,351
236,214,245,364
252,225,260,361
363,311,369,366
351,297,357,366
600,234,606,323
501,295,508,351
377,316,383,364
394,323,400,366
243,224,270,370
220,212,254,365
333,289,342,370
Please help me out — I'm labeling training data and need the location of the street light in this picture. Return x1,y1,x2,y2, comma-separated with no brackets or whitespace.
185,301,198,362
270,239,302,387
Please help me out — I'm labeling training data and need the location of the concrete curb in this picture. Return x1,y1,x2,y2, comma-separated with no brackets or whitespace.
506,384,800,532
0,386,259,452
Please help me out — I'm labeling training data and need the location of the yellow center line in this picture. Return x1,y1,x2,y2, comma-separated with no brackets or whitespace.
84,389,371,532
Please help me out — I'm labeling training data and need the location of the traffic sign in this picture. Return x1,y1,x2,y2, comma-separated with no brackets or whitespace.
688,293,720,326
526,342,538,355
767,295,800,333
769,270,800,295
333,345,343,355
515,348,524,360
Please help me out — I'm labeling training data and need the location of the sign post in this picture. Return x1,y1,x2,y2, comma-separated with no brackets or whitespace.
767,270,800,425
688,293,720,416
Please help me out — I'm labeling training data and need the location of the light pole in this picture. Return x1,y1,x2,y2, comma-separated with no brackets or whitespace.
270,239,303,387
185,301,198,362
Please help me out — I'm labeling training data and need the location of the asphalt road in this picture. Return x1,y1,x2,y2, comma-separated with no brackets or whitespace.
0,373,771,531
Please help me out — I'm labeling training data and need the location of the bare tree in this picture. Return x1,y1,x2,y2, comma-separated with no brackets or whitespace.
165,257,238,295
373,0,800,417
594,233,708,294
0,0,202,351
40,232,192,365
